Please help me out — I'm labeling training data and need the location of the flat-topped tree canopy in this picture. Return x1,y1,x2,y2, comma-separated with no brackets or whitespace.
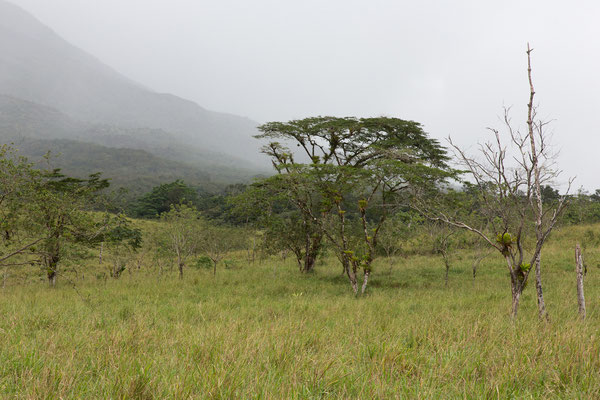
256,116,450,170
254,115,456,294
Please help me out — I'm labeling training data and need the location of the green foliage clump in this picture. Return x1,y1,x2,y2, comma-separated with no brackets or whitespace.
195,256,213,270
519,263,531,272
496,233,513,246
129,180,199,218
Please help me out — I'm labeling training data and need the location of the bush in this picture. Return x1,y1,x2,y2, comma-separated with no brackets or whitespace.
195,256,213,270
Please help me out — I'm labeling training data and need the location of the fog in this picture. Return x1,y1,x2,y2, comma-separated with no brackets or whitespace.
9,0,600,190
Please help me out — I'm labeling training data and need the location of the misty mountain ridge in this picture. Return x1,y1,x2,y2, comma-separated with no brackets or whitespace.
0,0,270,192
0,94,264,172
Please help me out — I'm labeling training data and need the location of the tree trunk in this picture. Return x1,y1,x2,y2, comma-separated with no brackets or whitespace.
45,234,60,286
575,244,586,319
291,248,303,272
213,261,217,276
295,256,303,272
303,231,312,272
350,277,358,295
361,270,370,294
178,262,184,279
533,255,549,321
443,254,450,287
177,252,184,279
507,255,523,319
302,234,321,273
510,284,522,320
303,252,316,273
526,44,549,322
347,264,358,295
99,242,103,264
46,254,59,287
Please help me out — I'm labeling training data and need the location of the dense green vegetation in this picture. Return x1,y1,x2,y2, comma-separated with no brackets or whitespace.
129,180,200,218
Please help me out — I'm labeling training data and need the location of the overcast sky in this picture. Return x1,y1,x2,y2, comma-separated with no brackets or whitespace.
9,0,600,190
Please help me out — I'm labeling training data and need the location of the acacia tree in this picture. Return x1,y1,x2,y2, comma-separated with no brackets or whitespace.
229,175,323,273
419,45,571,319
256,117,453,294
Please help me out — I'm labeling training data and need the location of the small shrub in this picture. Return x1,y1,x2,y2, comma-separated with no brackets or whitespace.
195,256,213,270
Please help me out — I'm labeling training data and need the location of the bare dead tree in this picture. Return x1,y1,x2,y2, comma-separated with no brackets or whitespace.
417,44,572,319
575,244,586,319
526,43,551,321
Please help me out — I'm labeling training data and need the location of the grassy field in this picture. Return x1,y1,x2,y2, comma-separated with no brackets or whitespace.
2,224,600,399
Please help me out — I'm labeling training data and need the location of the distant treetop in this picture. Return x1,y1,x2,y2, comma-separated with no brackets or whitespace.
129,180,199,218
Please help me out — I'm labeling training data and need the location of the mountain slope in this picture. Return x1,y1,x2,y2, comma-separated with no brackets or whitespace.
0,94,265,174
0,95,267,189
11,137,223,197
0,0,266,165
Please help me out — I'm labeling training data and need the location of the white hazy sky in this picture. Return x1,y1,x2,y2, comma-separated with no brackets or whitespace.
9,0,600,190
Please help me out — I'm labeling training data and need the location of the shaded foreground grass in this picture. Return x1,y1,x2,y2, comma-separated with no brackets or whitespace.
2,227,600,398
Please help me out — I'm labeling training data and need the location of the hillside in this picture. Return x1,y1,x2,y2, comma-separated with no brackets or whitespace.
0,0,268,167
10,137,229,196
0,95,268,190
7,136,270,198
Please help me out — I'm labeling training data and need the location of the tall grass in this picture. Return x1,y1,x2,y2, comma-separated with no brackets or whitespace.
1,224,600,398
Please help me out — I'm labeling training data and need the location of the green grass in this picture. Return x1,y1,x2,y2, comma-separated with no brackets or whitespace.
1,225,600,398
